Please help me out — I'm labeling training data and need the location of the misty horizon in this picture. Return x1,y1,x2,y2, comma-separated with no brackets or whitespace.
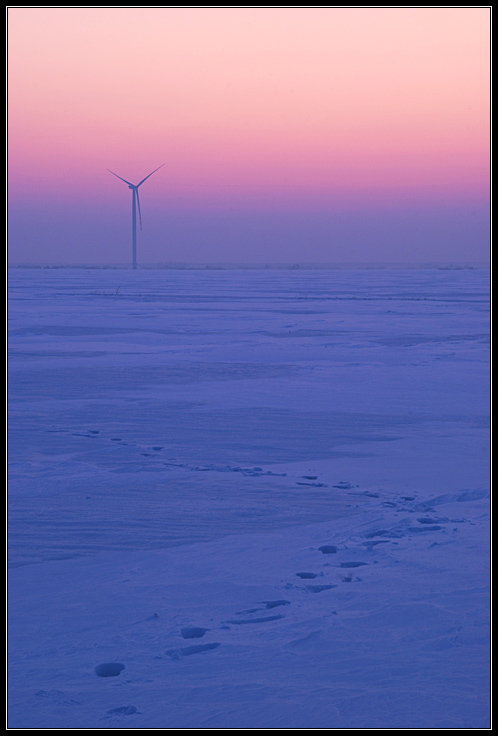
8,8,490,267
7,261,490,270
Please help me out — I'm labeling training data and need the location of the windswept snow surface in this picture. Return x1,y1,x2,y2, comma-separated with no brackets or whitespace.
8,266,490,728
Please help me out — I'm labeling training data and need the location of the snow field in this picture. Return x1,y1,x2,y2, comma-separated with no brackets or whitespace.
8,266,490,728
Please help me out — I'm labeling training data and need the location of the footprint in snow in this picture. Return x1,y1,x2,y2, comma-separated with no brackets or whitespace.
236,607,262,614
264,599,290,609
417,517,447,525
166,642,221,659
95,663,125,677
361,540,390,548
318,545,338,554
305,584,337,593
107,706,138,716
225,614,285,625
180,626,208,639
236,600,291,615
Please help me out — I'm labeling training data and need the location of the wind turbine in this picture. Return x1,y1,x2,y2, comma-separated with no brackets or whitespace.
107,164,165,269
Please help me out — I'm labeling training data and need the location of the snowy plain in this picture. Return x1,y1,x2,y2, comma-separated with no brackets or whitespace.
7,265,490,729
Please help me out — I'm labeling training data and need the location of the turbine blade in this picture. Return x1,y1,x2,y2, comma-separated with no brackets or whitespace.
137,163,165,188
136,189,143,231
107,169,134,187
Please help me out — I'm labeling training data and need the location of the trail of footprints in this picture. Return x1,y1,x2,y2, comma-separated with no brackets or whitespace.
50,427,291,477
94,489,474,722
52,427,384,488
157,537,385,662
61,433,482,718
95,524,379,716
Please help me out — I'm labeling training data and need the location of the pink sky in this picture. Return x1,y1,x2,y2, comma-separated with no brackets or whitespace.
8,7,490,263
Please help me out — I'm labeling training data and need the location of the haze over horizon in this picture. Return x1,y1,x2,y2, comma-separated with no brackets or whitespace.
8,7,490,266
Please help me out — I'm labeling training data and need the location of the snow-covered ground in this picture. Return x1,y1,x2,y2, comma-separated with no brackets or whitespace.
8,266,490,728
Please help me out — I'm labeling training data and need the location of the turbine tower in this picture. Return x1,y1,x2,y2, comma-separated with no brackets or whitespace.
107,164,165,269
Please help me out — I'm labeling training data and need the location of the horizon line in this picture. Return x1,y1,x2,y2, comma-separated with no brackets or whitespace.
7,260,490,271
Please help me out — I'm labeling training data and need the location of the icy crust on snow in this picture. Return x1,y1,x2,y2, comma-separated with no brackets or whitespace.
7,267,490,728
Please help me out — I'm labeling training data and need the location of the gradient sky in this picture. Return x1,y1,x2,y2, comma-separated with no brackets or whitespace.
8,7,490,265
